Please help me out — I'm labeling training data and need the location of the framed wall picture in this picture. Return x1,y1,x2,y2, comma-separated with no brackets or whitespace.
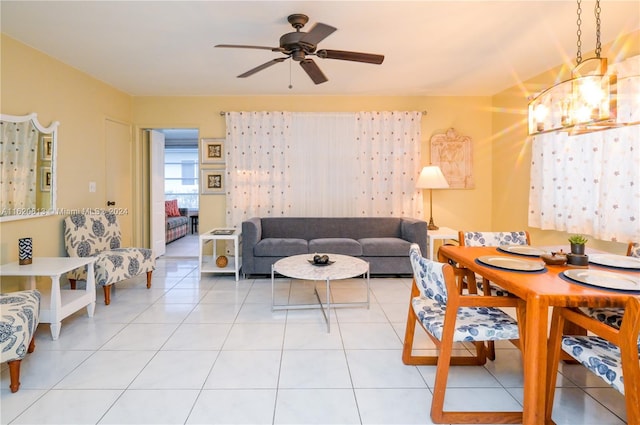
201,138,225,164
40,135,53,161
40,166,52,191
201,168,225,194
430,128,474,189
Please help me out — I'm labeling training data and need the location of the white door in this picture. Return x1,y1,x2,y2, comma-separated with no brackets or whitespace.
149,130,165,257
105,119,133,245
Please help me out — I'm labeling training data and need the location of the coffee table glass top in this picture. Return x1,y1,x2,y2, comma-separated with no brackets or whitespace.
273,254,369,280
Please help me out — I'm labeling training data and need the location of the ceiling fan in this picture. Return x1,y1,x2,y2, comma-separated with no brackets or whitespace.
215,13,385,85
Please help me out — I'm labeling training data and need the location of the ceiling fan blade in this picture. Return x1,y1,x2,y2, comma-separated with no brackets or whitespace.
299,23,337,46
299,59,328,84
316,49,384,64
238,57,287,78
216,44,283,52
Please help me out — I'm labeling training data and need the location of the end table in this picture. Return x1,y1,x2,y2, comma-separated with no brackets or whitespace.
427,227,458,260
0,257,97,340
199,228,242,281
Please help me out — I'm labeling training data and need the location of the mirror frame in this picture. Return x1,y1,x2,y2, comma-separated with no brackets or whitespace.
0,112,59,222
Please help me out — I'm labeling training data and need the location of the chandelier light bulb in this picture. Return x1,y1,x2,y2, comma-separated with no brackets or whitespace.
579,78,604,106
573,104,592,123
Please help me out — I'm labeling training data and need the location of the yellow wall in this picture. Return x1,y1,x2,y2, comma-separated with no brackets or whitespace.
132,95,494,238
1,34,495,279
3,27,637,280
0,34,132,271
491,30,640,255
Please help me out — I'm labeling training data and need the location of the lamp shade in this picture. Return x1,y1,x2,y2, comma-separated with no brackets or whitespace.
416,165,449,189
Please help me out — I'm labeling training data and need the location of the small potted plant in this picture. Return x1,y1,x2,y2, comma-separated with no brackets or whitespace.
568,234,588,255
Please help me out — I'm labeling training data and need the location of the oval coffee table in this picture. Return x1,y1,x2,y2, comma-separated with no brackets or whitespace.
271,254,370,332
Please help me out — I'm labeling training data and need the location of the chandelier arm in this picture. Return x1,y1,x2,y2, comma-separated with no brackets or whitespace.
576,0,582,64
594,0,602,58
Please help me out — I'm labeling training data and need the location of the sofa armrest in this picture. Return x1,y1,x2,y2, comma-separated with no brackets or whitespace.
400,217,427,255
241,217,262,275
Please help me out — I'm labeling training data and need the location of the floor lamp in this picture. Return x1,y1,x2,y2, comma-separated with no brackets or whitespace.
416,165,449,230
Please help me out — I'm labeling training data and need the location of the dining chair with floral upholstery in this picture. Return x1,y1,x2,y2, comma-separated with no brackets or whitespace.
455,231,530,359
581,242,640,329
0,289,40,392
63,211,155,305
545,296,640,424
402,244,524,423
457,231,531,295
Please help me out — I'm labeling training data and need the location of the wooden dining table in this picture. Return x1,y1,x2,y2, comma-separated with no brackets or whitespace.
437,245,639,424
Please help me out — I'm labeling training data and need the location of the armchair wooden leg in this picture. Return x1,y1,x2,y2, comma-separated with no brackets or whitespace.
7,359,22,393
69,279,77,290
146,271,152,289
27,336,36,353
103,285,111,305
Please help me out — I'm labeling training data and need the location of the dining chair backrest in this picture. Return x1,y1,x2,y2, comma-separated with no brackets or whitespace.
409,244,448,304
583,242,640,330
546,297,640,423
459,231,530,247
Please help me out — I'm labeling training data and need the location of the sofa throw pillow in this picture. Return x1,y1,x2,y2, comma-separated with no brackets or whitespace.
165,199,181,217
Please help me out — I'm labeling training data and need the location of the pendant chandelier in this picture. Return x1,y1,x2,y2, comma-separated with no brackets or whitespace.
528,0,617,135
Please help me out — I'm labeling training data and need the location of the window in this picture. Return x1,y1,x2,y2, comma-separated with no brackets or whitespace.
165,146,198,209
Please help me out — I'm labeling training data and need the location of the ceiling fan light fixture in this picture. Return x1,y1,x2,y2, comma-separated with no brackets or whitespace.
215,13,384,85
291,50,306,62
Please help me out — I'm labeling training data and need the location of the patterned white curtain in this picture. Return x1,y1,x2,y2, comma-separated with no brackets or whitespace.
0,120,38,212
355,111,423,217
224,111,293,227
528,124,640,241
225,111,422,227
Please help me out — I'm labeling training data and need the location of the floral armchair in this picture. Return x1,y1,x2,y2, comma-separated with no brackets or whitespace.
63,211,155,305
0,289,40,392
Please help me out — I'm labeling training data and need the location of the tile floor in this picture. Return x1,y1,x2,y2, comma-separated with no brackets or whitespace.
164,234,199,258
0,257,629,424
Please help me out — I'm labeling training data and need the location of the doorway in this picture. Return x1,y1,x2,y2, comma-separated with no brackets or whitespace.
149,128,200,258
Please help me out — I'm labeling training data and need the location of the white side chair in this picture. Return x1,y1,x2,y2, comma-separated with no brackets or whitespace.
0,290,40,392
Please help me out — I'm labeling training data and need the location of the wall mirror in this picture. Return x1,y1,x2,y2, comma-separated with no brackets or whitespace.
0,113,59,222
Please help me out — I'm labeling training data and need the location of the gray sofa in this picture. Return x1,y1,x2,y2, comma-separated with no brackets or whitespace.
241,217,427,276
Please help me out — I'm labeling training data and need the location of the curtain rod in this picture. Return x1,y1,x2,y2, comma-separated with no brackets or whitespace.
219,110,428,116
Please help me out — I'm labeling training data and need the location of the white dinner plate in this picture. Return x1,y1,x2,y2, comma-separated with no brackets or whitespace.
588,254,640,270
562,269,640,291
498,245,548,257
477,255,545,271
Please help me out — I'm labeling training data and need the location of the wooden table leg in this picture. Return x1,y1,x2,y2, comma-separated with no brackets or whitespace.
523,295,549,424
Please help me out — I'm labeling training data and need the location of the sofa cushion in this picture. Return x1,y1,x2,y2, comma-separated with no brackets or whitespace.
165,199,181,217
67,247,155,286
309,238,363,256
166,216,188,230
254,238,308,257
64,213,122,256
359,237,412,256
261,217,403,240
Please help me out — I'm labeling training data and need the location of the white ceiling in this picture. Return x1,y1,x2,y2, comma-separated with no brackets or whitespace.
1,1,639,96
